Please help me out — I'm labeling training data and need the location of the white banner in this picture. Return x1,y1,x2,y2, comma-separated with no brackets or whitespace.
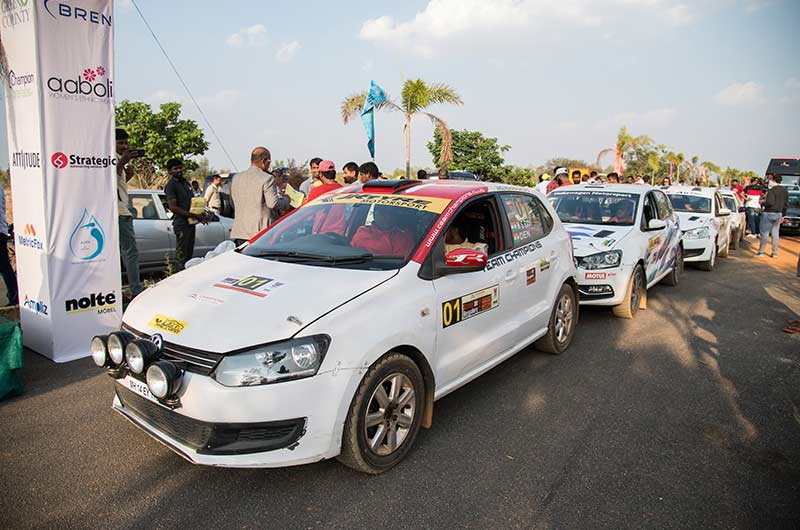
2,0,120,362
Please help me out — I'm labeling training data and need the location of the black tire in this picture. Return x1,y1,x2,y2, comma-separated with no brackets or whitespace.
613,265,646,319
730,228,739,250
535,283,578,354
698,243,716,272
662,246,683,287
337,353,425,474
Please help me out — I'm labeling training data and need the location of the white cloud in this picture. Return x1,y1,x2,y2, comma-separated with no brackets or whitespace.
226,24,267,48
196,89,241,111
359,0,699,55
144,89,179,106
275,40,300,63
714,81,766,106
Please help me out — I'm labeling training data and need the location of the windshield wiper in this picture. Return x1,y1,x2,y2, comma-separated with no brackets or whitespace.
253,250,375,264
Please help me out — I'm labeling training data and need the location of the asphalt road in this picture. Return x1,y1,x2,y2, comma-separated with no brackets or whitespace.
2,238,799,530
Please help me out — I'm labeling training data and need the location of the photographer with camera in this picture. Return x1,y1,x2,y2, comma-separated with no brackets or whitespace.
115,128,143,300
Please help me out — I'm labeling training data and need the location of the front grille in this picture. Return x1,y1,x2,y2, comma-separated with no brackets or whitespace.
115,384,307,455
123,324,223,375
116,384,213,448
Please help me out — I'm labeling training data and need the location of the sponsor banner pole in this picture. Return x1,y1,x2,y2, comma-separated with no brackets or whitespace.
2,0,121,362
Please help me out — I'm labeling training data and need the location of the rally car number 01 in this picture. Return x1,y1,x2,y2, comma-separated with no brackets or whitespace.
442,285,500,328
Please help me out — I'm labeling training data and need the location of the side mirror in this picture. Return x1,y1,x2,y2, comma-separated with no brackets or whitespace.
436,249,488,276
718,208,731,217
646,219,667,231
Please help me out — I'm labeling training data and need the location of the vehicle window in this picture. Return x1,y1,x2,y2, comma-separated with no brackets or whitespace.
715,193,725,215
549,190,640,226
500,194,547,247
244,193,448,270
723,197,737,212
654,191,672,220
788,193,800,210
445,197,502,256
641,194,659,228
158,194,174,219
536,199,554,233
130,195,160,220
666,194,711,214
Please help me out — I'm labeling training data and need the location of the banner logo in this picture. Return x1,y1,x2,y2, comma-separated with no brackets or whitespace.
64,291,117,315
50,151,115,169
47,65,113,104
17,223,44,251
22,295,49,316
43,0,111,27
1,0,31,28
6,70,35,98
11,150,40,170
69,209,105,262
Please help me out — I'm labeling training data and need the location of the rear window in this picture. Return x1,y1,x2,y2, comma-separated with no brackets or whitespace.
788,193,800,210
767,158,800,176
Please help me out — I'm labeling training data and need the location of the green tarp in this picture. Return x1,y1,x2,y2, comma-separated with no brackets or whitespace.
0,316,23,401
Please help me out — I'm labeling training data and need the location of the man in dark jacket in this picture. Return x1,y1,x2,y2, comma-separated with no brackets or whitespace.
755,175,789,258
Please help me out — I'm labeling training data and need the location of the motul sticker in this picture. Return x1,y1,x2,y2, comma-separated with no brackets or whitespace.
585,272,607,280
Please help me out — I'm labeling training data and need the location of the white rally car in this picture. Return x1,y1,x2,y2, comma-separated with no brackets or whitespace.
664,186,732,272
718,188,745,250
549,184,683,319
89,180,578,473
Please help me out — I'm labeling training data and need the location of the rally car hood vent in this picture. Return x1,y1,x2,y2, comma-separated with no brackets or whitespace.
565,223,633,257
675,212,710,232
122,251,398,353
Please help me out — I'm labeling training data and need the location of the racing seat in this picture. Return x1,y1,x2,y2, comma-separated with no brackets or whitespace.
141,204,159,220
461,202,497,255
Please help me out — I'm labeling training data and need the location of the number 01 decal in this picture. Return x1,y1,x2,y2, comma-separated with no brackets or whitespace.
442,285,499,328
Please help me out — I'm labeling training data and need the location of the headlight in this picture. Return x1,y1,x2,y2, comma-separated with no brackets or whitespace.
213,335,331,387
125,339,160,375
683,227,710,239
146,361,183,399
90,335,109,367
577,250,622,270
107,331,134,366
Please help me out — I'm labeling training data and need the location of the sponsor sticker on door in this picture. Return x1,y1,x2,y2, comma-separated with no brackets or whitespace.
442,285,499,328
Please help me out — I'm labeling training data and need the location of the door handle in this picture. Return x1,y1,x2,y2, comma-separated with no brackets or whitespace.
504,270,517,282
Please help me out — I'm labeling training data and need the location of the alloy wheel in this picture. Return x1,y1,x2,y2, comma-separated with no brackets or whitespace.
364,373,416,456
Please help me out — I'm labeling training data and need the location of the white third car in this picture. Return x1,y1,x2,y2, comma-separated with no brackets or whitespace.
89,180,578,474
718,188,745,250
549,184,683,319
664,186,733,272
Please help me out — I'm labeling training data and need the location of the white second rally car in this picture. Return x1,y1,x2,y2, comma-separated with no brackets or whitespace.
90,180,578,474
549,184,683,319
718,188,746,250
664,186,733,272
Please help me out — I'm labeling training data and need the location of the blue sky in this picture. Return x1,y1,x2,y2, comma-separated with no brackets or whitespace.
3,0,799,174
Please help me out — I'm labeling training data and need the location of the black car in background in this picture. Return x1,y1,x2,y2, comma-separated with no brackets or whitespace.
424,170,481,180
202,172,236,218
766,157,800,188
781,191,800,234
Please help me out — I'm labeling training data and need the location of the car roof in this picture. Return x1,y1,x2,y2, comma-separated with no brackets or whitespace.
551,183,655,195
662,185,717,197
330,179,534,202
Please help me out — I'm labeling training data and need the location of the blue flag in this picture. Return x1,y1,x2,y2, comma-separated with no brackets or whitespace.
361,81,386,159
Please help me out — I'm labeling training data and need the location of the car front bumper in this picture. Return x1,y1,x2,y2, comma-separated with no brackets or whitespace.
111,368,353,468
682,237,713,262
575,265,633,306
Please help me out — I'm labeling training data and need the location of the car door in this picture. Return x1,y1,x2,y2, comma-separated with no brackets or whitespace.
193,216,228,257
653,189,681,278
640,192,668,285
431,194,517,388
497,193,555,339
130,192,173,269
714,192,731,250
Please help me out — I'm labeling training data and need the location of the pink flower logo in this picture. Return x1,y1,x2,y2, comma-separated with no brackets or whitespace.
83,68,96,82
96,66,105,77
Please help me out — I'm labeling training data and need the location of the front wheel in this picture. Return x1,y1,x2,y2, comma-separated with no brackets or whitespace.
699,243,716,272
730,228,740,250
338,353,425,474
535,283,578,354
613,265,646,319
719,234,730,258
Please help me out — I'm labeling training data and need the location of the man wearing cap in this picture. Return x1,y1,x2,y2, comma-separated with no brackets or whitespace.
115,128,143,298
305,160,342,202
547,167,569,194
231,147,289,246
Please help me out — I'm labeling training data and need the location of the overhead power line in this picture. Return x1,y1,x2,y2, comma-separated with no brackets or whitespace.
130,0,239,171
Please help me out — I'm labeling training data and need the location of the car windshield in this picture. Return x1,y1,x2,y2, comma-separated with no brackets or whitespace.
242,193,447,270
549,190,640,226
667,194,712,214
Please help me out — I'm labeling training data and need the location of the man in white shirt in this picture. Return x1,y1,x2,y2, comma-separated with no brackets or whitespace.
204,174,223,214
0,185,17,306
299,157,322,196
534,174,551,195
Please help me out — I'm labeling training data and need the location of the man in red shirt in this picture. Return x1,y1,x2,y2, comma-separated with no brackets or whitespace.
305,160,341,202
351,206,415,257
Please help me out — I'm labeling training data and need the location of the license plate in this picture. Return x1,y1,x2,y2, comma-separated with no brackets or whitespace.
122,376,158,404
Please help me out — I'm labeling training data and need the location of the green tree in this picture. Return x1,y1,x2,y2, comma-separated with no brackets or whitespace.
341,79,463,179
115,100,209,171
426,128,509,179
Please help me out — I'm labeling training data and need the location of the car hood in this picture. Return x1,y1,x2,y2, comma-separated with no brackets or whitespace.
563,223,634,257
123,251,398,352
675,212,712,232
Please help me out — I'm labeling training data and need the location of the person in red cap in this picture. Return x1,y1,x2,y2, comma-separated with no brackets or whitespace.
305,160,342,203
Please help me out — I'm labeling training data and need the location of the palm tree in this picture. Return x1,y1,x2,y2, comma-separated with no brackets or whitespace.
341,79,463,179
